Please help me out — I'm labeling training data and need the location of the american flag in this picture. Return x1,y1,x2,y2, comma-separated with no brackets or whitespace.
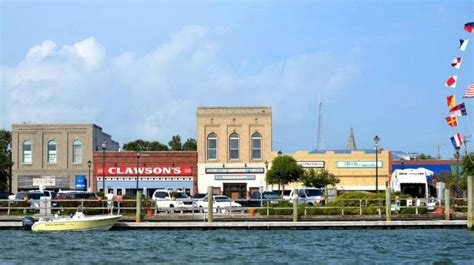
464,83,474,98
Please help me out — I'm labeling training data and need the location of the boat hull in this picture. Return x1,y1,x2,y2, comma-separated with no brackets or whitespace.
32,215,121,232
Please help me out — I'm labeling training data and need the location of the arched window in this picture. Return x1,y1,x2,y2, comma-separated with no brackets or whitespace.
229,133,239,160
48,140,57,163
22,140,32,163
207,133,217,160
72,140,82,163
251,132,262,160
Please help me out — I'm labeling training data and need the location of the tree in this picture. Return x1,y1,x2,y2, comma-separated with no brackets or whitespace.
123,140,169,151
299,168,340,189
0,130,13,191
182,138,197,151
266,155,303,196
168,135,182,151
415,153,435,160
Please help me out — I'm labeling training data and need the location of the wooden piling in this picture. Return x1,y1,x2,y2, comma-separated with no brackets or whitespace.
136,191,142,223
386,185,391,222
292,189,298,222
468,175,473,230
207,186,213,223
444,188,450,221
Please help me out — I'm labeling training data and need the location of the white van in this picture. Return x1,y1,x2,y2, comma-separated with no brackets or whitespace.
289,188,325,205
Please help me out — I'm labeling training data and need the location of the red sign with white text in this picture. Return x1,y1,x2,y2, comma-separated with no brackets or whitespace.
96,166,193,176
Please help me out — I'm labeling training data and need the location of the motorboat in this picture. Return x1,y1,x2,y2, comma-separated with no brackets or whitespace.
27,208,121,232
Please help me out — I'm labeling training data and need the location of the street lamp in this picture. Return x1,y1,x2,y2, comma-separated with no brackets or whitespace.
455,147,461,179
87,160,91,191
264,160,269,171
101,140,107,193
373,135,380,193
136,151,141,194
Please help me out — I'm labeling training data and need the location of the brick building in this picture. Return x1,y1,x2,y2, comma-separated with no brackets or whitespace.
93,151,198,197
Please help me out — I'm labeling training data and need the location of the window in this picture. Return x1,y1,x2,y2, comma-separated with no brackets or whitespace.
22,140,32,163
48,140,57,163
207,133,217,160
251,132,262,160
229,132,239,160
72,140,82,163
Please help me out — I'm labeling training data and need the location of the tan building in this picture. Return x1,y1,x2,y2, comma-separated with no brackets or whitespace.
11,124,119,192
197,107,272,199
277,149,392,191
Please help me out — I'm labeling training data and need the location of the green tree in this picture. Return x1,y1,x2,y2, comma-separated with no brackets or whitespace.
168,135,182,151
415,153,435,160
435,171,467,198
182,138,197,151
149,141,170,151
123,140,169,151
266,155,303,196
300,168,340,189
0,130,13,191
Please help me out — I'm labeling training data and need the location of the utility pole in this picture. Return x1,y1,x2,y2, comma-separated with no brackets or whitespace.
463,135,471,156
433,145,444,160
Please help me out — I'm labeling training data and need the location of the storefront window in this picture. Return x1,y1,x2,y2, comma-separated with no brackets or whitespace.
251,132,262,160
48,140,57,163
207,133,217,160
229,133,239,160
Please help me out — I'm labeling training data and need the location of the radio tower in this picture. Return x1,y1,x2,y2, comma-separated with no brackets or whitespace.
317,96,324,150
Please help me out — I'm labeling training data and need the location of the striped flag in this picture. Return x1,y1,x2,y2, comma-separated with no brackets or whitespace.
451,57,462,69
451,133,463,148
450,103,467,116
465,22,474,33
447,95,456,108
464,83,474,98
445,75,457,88
460,39,469,51
446,116,458,127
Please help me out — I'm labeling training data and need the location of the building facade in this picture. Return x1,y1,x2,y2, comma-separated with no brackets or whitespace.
197,107,272,199
281,149,392,191
11,124,119,192
93,151,198,197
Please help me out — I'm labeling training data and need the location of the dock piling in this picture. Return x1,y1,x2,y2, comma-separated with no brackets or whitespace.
207,186,213,223
136,191,142,223
386,184,391,222
445,188,450,221
292,189,298,222
468,175,473,230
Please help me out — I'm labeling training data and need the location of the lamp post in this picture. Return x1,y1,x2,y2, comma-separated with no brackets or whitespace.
455,147,460,179
101,140,106,193
87,160,91,191
374,136,380,193
136,151,141,195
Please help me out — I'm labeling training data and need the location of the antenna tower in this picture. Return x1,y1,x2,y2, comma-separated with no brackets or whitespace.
317,96,324,150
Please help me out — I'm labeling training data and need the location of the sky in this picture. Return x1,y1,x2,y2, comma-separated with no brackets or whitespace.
1,0,473,159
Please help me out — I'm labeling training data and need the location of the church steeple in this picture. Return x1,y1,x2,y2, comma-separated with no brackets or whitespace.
346,127,357,150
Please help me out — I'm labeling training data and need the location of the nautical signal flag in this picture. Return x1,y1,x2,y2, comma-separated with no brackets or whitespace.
450,57,462,69
460,39,469,51
447,95,456,108
449,103,467,117
465,22,474,33
463,83,474,98
451,133,463,148
445,116,458,127
445,75,457,88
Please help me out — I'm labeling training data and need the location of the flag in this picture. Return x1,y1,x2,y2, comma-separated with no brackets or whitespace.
465,22,474,33
463,83,474,98
451,133,463,148
449,103,467,116
445,75,457,88
446,116,458,127
450,57,462,69
447,94,456,108
460,39,469,51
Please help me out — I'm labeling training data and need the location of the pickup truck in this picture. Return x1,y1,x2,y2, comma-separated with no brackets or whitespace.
235,191,281,207
288,188,325,205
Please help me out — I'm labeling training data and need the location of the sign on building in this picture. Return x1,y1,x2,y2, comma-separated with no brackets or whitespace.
33,177,56,186
297,161,325,168
214,175,256,180
206,168,264,174
336,161,383,168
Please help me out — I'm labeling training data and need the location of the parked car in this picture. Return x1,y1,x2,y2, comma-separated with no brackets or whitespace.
236,191,281,207
0,190,12,199
191,193,207,201
56,191,97,200
152,190,195,213
197,195,241,213
14,190,57,210
289,188,325,205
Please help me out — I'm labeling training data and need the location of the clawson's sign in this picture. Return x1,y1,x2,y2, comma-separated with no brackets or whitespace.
96,166,192,176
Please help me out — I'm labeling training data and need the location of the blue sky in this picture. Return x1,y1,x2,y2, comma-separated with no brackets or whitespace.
1,0,473,158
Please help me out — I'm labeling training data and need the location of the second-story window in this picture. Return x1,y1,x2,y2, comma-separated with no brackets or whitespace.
23,140,32,164
72,140,82,163
207,133,217,160
251,132,262,160
229,133,239,160
48,140,57,163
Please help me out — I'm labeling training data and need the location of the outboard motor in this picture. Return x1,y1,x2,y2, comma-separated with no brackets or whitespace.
22,216,36,230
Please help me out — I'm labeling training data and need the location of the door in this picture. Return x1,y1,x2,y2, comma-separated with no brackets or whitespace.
223,183,247,199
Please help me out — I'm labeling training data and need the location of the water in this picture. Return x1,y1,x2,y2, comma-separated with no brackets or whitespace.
1,229,474,264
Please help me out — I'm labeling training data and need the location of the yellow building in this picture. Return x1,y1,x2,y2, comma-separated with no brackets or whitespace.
275,149,391,192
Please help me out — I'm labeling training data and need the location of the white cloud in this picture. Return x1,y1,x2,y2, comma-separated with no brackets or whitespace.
1,25,360,146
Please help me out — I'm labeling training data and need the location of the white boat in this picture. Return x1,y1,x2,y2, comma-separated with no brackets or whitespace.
31,210,121,232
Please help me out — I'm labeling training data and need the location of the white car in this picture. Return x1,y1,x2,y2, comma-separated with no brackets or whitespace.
151,190,195,213
289,188,325,205
197,195,241,213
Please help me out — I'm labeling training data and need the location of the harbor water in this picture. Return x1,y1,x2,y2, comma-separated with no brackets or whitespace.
1,229,474,264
